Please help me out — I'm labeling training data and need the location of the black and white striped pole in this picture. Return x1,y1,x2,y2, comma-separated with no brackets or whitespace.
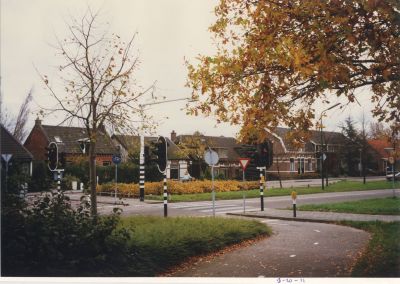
257,167,265,211
163,173,168,217
57,170,61,193
291,191,297,217
139,135,145,201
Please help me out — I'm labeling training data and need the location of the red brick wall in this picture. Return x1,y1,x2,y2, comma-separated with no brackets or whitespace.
24,126,48,161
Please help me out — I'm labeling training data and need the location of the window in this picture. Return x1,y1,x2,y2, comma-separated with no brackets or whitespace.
290,158,295,172
54,136,62,143
103,161,111,166
308,158,312,171
298,158,305,174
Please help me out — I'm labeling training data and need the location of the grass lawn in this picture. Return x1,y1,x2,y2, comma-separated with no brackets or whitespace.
338,221,400,277
145,180,399,202
117,216,271,276
298,197,400,215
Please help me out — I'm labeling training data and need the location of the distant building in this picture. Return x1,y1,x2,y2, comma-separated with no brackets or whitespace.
264,127,347,177
173,131,242,179
111,134,189,180
367,139,392,174
24,119,117,166
1,124,33,191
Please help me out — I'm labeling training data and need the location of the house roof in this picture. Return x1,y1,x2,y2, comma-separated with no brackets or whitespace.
41,125,116,155
368,139,391,158
176,134,241,161
274,127,346,151
1,124,33,161
112,134,186,160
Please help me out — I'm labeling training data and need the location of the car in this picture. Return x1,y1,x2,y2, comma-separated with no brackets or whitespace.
180,172,194,182
386,171,400,181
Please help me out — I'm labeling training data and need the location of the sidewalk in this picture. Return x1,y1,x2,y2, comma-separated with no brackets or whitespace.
228,208,400,222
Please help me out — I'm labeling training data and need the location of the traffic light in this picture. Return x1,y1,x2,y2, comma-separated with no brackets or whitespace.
255,141,273,168
149,136,167,173
59,152,66,169
46,142,58,171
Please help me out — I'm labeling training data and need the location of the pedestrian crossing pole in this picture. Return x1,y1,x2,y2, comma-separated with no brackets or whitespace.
258,167,265,211
57,170,61,193
139,135,145,201
163,173,168,217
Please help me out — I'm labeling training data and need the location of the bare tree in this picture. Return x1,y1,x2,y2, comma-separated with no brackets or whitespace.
1,89,33,143
369,121,391,140
13,89,33,142
38,9,154,217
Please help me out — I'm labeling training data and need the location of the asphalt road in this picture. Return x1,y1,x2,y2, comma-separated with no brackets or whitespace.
87,188,399,217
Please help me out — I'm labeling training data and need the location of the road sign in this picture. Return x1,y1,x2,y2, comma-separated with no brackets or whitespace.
112,154,122,164
204,149,219,166
388,156,394,164
239,158,250,170
1,154,12,163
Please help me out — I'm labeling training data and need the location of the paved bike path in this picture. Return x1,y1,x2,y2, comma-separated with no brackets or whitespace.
169,219,370,277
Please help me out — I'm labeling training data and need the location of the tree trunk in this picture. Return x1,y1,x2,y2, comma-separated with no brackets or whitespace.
276,157,282,189
89,140,97,217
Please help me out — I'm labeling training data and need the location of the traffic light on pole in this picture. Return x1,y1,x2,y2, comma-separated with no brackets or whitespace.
46,142,58,171
148,137,167,173
156,136,167,173
255,141,273,168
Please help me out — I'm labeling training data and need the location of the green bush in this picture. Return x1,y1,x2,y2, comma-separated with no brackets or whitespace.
1,192,131,276
65,161,163,185
29,160,53,192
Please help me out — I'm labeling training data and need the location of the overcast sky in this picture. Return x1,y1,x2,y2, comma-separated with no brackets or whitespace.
1,0,377,141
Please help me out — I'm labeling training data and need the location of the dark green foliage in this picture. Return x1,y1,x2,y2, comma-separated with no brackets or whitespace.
339,221,400,277
1,192,131,276
29,161,52,192
66,161,163,185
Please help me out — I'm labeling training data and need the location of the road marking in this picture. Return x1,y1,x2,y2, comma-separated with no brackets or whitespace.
313,229,321,233
290,255,296,258
314,242,319,245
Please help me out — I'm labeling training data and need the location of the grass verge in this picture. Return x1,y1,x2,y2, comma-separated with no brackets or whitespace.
118,216,271,276
298,197,400,215
145,180,399,202
338,221,400,277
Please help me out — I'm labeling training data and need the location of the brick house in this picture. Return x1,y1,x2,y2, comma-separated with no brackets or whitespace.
24,119,117,166
172,131,242,179
367,139,393,174
264,127,347,177
111,134,190,180
1,124,33,182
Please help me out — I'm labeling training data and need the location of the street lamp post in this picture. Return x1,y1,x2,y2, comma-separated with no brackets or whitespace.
319,103,340,190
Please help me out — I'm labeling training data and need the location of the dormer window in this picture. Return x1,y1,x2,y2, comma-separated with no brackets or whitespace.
54,136,62,143
78,138,90,154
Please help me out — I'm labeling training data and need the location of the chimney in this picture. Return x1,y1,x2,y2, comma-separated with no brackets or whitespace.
171,130,177,142
35,117,42,126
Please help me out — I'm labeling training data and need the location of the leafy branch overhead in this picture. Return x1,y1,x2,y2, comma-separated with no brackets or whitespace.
186,0,400,142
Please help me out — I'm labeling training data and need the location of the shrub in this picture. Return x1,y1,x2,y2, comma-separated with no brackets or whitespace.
29,161,52,192
1,192,131,276
97,180,260,197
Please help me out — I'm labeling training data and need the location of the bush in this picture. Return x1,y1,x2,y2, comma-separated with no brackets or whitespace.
1,192,131,276
97,180,260,197
66,161,163,185
29,161,52,192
